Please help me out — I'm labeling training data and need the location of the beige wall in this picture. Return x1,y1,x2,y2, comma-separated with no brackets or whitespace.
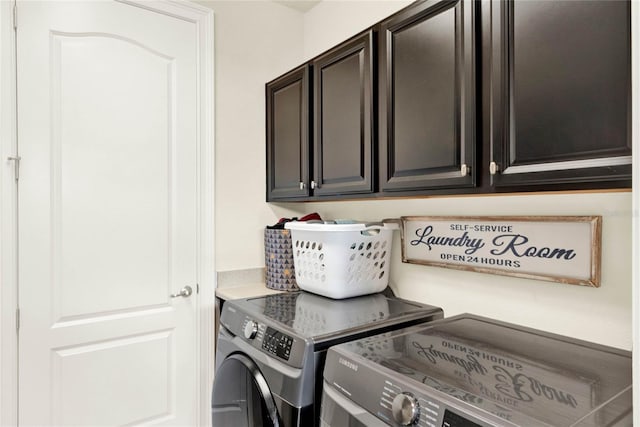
274,192,632,350
202,0,633,350
302,0,412,60
195,1,303,271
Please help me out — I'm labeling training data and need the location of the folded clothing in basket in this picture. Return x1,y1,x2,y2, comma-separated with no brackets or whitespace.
267,212,322,229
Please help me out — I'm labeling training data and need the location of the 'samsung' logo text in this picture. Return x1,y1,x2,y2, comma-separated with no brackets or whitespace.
338,357,358,372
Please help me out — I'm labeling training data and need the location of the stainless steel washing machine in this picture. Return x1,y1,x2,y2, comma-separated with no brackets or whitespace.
211,291,443,427
321,314,632,427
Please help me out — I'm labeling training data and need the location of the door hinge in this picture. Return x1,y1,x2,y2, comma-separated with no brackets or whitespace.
16,308,20,332
13,3,17,30
7,156,20,181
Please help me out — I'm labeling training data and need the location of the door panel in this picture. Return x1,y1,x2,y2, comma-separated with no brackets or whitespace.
52,33,172,321
488,0,632,187
321,54,361,179
393,7,456,172
266,65,310,200
273,82,304,189
18,1,197,425
52,332,171,426
512,1,629,163
380,0,476,192
313,31,374,196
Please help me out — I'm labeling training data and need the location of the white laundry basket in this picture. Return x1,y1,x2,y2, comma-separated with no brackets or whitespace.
284,221,398,299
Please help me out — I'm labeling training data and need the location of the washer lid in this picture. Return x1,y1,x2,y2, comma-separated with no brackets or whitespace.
329,314,631,426
240,291,442,344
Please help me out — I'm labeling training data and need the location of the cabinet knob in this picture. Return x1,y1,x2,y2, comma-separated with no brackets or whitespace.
299,182,306,190
489,161,499,175
460,164,470,176
310,180,317,189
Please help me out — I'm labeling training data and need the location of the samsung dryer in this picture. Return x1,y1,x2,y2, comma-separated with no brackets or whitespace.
321,314,632,427
211,291,443,427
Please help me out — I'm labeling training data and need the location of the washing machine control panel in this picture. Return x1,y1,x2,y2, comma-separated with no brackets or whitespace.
219,303,309,368
262,327,294,361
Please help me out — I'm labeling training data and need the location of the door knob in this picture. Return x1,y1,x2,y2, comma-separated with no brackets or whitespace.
170,285,193,298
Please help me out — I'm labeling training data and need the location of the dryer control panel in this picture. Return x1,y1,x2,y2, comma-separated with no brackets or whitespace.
262,327,294,361
219,303,307,368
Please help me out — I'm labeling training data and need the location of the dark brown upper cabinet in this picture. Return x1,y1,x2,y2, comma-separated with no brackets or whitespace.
312,30,375,196
266,0,631,202
266,65,310,200
379,0,477,192
487,0,632,189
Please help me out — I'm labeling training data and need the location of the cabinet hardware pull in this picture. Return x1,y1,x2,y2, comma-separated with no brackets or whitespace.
460,164,469,176
299,182,306,190
489,161,499,175
311,180,317,189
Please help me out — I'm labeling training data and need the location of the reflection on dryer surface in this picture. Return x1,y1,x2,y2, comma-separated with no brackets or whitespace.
323,315,632,427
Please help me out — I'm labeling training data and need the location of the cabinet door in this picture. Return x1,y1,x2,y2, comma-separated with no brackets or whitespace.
380,0,476,192
266,65,310,200
312,31,375,196
488,0,631,188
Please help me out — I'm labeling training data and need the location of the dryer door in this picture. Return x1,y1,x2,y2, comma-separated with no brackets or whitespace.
212,353,281,427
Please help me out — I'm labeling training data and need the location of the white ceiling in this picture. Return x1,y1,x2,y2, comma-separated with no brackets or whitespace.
272,0,321,13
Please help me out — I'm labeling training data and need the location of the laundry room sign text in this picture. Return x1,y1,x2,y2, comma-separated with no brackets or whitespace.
400,216,601,287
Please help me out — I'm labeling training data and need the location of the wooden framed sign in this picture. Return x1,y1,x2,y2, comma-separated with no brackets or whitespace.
400,216,602,287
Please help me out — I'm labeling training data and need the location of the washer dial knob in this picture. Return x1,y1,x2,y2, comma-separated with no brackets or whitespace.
243,320,258,340
391,392,419,426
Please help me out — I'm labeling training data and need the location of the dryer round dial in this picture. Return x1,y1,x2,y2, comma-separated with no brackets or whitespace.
243,320,258,340
391,392,419,426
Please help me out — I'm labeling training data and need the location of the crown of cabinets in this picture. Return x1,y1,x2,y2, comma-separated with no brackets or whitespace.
266,0,631,202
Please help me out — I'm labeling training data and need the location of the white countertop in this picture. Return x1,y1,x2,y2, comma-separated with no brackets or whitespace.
215,283,284,301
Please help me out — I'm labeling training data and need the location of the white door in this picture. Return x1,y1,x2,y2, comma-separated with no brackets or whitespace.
17,1,199,425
